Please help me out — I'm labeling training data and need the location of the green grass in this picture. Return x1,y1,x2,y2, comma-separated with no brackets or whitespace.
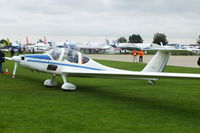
0,59,200,133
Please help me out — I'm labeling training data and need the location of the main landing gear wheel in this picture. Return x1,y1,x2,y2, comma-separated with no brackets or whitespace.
61,73,76,91
62,83,76,91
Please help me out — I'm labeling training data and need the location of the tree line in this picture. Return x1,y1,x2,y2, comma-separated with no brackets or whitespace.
117,33,168,45
0,34,200,46
118,33,200,45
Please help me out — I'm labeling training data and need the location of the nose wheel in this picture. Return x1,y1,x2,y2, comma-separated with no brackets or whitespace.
44,74,57,87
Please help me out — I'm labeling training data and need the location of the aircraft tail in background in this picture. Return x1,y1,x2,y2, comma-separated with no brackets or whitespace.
26,36,29,45
44,36,47,44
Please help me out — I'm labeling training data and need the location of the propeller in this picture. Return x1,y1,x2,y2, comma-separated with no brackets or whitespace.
5,56,20,78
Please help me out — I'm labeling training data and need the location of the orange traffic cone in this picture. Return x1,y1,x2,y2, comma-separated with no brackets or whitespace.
5,68,9,75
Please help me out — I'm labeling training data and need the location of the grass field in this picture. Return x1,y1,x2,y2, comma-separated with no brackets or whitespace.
0,59,200,133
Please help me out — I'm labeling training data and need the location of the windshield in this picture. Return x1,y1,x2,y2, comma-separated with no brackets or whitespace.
46,48,61,60
82,55,89,64
45,48,90,63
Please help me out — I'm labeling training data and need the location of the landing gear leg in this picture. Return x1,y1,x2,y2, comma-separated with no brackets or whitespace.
44,74,57,87
148,80,156,85
61,73,76,91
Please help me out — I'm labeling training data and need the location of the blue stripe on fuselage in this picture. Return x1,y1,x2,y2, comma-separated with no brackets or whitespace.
24,55,52,60
26,59,102,71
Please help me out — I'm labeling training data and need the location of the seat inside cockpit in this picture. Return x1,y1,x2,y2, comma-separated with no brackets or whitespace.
62,49,79,63
62,49,90,64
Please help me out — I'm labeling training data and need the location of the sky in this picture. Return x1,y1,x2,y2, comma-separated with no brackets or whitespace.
0,0,199,44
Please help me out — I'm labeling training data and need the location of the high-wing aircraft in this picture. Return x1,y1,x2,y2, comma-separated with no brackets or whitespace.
5,48,200,91
117,43,154,50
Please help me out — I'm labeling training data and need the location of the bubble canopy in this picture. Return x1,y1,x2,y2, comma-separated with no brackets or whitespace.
45,48,90,64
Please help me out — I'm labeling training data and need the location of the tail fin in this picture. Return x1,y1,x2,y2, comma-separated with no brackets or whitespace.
105,39,110,45
26,36,29,45
142,51,170,72
44,36,47,44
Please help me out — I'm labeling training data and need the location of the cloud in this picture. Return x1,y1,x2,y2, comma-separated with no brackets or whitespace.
0,0,199,44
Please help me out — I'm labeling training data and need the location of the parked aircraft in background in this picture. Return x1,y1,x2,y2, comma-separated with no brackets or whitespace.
5,48,200,91
75,40,111,53
117,43,158,51
2,37,199,54
0,44,4,48
25,36,29,45
53,41,78,50
24,37,51,52
25,43,50,52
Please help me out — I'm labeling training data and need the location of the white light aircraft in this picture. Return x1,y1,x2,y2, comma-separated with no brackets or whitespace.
117,43,154,50
5,48,200,91
76,40,111,50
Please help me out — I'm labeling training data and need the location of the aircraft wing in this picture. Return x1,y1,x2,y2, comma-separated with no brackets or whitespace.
62,69,200,80
145,49,195,54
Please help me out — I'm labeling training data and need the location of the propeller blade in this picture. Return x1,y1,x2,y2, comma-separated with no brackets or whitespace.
12,62,18,78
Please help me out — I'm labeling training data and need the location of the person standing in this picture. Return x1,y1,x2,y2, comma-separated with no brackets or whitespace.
138,50,144,63
32,48,35,54
0,49,5,74
10,47,15,57
132,50,138,63
197,57,200,66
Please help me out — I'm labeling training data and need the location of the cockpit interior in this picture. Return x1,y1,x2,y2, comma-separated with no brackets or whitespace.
46,48,90,64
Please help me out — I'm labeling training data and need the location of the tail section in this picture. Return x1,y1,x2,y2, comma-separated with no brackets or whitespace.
142,49,195,84
105,39,110,45
142,51,170,72
44,36,47,44
26,36,29,45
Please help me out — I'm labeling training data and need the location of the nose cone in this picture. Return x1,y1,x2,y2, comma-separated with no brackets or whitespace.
11,56,20,62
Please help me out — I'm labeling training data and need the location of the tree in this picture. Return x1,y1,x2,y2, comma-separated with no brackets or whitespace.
197,35,200,44
117,37,127,43
153,33,168,45
128,34,143,43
